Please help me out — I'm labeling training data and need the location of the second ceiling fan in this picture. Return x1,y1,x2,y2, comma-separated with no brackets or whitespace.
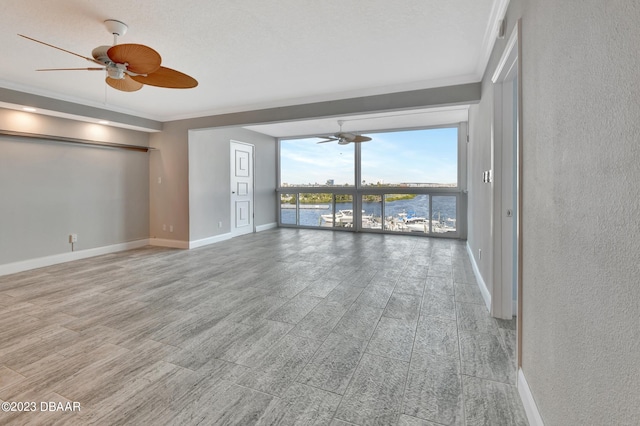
316,120,372,145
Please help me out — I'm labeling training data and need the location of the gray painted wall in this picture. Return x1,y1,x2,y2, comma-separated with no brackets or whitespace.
152,85,474,245
149,120,191,242
189,127,276,241
469,1,640,424
467,90,493,286
0,88,162,131
521,1,640,424
7,5,638,421
467,1,524,301
0,108,150,264
149,119,276,244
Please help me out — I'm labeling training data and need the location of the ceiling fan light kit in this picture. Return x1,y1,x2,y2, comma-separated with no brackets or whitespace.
91,45,111,64
19,19,197,92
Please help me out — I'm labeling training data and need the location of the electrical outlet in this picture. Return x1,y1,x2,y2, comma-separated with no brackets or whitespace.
478,249,482,260
169,225,174,232
162,224,166,231
218,221,222,228
69,234,78,243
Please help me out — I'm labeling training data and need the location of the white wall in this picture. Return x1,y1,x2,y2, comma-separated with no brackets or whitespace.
0,109,150,265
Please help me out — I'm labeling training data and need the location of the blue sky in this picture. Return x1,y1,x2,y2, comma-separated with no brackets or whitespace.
280,127,458,186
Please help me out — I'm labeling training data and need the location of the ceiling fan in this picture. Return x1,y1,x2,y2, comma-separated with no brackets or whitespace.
316,120,373,145
18,19,197,92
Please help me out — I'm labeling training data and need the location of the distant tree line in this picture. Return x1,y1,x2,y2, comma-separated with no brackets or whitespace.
281,193,416,204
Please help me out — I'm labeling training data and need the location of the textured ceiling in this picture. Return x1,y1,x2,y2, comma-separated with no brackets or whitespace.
0,0,506,125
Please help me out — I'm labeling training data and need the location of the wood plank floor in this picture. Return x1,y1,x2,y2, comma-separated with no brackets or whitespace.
0,229,528,425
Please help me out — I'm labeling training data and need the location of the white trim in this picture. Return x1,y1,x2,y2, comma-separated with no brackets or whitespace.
256,222,278,232
149,238,189,249
189,223,277,250
492,23,520,83
475,0,511,79
490,20,519,320
518,368,545,426
466,242,491,311
0,239,150,276
188,233,233,249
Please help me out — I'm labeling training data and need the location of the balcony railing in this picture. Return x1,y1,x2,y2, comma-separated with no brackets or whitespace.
278,188,460,238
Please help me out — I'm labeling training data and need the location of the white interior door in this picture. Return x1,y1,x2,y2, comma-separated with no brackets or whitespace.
230,141,254,237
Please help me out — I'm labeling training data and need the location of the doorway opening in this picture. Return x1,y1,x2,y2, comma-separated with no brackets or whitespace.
491,20,522,368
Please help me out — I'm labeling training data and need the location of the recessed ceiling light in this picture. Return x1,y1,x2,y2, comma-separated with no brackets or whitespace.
98,120,110,125
23,107,36,112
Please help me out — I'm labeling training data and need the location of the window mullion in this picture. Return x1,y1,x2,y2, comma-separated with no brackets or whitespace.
354,142,362,231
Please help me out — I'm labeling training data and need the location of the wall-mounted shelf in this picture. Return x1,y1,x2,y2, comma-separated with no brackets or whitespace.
0,130,155,152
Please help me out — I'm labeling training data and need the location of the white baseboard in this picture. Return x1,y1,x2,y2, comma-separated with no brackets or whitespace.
189,223,276,249
466,242,491,311
149,238,189,249
153,224,278,251
1,226,280,276
518,368,545,426
256,222,278,232
0,239,150,276
188,233,232,249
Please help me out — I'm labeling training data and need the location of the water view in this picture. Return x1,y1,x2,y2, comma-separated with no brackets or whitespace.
281,194,457,234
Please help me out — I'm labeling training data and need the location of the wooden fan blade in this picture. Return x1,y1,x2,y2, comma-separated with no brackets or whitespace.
130,66,198,89
107,44,161,74
106,74,143,92
352,135,372,143
37,68,104,71
18,34,103,66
